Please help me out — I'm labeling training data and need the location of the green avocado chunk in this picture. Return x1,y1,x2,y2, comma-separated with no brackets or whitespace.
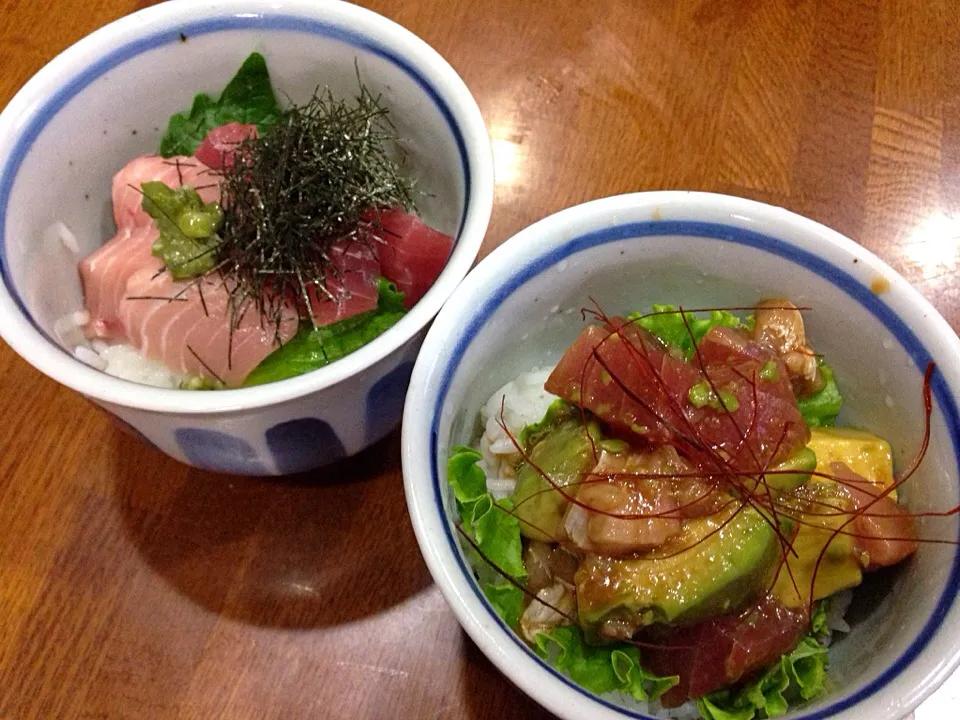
510,401,603,542
763,446,817,492
576,505,781,635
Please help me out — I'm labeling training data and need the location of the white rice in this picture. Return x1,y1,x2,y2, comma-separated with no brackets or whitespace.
55,313,182,389
94,342,185,388
477,367,558,498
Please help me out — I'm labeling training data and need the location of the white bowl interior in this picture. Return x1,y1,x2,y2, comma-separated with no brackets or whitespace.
405,193,960,720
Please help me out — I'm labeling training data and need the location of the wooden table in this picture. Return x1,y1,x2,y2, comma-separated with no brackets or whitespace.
2,1,959,718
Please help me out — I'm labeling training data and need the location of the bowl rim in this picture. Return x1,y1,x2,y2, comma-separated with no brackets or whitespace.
402,190,960,720
0,0,494,414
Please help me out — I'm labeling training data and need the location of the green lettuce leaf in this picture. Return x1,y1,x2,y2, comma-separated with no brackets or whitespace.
698,697,758,720
698,635,830,720
483,582,526,630
788,637,830,701
810,599,829,638
447,446,526,626
629,304,744,359
243,278,406,386
797,363,843,428
535,626,678,702
160,52,281,157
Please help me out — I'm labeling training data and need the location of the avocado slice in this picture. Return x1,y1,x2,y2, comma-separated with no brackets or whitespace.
576,505,781,635
763,446,817,492
807,426,895,499
510,401,603,542
771,481,863,608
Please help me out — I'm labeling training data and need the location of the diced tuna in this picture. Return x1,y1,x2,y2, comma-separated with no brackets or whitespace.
544,321,692,446
194,122,258,170
642,595,809,707
831,462,919,570
306,238,381,325
546,320,809,471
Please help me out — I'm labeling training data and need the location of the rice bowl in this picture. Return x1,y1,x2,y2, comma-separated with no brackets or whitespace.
0,0,494,474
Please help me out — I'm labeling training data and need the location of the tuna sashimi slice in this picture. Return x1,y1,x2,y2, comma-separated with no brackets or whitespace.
306,238,381,325
123,267,298,386
374,208,453,308
84,152,222,339
79,223,160,340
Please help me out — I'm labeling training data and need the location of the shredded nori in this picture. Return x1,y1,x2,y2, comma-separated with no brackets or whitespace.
214,80,416,337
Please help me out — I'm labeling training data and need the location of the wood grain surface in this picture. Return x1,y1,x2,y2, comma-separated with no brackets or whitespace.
2,1,960,718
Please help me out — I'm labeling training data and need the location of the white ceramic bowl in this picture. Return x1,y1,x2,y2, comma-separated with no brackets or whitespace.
402,191,960,719
0,0,493,475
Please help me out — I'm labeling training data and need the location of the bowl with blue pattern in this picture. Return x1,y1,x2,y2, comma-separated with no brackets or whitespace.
402,191,960,719
0,0,493,475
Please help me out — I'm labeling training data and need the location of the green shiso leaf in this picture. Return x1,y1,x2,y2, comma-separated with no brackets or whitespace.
159,52,281,157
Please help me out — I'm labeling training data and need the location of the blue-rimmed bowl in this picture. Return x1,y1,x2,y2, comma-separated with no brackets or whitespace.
402,191,960,719
0,0,493,475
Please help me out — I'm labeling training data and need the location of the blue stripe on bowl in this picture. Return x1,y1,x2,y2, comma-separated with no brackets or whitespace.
174,427,267,476
429,219,960,719
265,417,346,474
0,12,471,340
366,360,415,442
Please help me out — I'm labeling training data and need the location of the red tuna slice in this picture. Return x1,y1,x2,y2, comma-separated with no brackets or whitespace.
830,462,919,570
79,223,160,340
689,360,810,470
305,238,381,326
642,595,809,708
112,154,220,229
544,320,700,446
546,320,809,471
695,325,771,366
374,208,453,308
122,267,298,386
194,122,258,170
